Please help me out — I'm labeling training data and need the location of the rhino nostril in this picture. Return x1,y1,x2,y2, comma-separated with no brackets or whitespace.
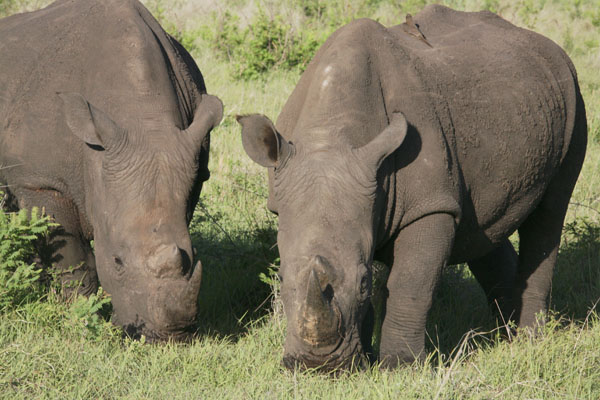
323,284,334,302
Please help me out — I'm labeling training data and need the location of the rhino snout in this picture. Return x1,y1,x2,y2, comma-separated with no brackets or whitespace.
135,260,203,341
282,334,365,372
281,255,373,371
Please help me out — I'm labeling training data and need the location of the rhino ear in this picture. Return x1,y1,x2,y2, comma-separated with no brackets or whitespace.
236,114,292,168
354,112,408,171
58,92,124,151
185,94,223,147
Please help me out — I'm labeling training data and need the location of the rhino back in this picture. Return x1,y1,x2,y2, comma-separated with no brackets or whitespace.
0,0,208,199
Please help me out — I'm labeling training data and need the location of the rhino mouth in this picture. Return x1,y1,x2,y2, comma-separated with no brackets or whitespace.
143,327,197,343
110,259,203,343
282,337,366,373
121,320,197,343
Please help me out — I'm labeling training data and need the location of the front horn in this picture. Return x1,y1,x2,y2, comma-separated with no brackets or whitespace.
298,268,341,347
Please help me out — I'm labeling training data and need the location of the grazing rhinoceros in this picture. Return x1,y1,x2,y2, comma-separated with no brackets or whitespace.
0,0,223,340
238,4,587,370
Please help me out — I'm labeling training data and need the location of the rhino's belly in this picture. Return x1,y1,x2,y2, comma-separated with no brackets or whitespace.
449,169,551,263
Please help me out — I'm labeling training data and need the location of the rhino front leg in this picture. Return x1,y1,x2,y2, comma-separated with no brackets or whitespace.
43,224,98,297
379,213,455,368
18,188,99,297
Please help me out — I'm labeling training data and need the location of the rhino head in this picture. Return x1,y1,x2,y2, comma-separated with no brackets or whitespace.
238,113,407,370
59,92,223,341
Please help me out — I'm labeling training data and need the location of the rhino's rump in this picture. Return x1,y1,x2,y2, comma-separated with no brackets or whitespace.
400,6,578,256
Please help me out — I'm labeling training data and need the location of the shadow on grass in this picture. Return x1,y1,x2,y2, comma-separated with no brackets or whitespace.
552,219,600,319
189,207,600,353
424,264,495,357
190,207,279,340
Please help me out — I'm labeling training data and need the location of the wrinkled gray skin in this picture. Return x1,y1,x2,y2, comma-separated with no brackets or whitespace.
238,5,587,370
0,0,223,340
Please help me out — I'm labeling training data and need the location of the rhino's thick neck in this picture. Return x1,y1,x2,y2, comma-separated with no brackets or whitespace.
273,20,399,251
277,21,390,150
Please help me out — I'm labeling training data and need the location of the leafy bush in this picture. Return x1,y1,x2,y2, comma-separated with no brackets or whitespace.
208,10,324,80
0,0,18,17
0,191,115,337
144,0,200,53
297,0,326,18
0,205,56,311
202,0,406,80
66,287,115,340
0,0,52,18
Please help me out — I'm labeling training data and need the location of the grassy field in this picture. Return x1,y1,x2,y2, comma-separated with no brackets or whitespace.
1,0,600,398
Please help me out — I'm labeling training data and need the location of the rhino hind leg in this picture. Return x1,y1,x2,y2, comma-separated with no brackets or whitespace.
513,202,567,330
513,105,587,330
17,188,99,297
467,239,518,325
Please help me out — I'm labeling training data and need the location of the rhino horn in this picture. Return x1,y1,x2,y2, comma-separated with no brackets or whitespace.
299,268,340,346
188,260,202,298
306,269,329,315
148,243,186,278
182,260,202,306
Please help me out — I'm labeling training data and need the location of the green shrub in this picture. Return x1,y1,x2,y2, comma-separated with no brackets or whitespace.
209,10,324,80
0,0,17,17
0,205,56,311
396,0,428,15
144,0,200,53
66,287,115,340
297,0,326,18
0,0,52,18
203,0,408,80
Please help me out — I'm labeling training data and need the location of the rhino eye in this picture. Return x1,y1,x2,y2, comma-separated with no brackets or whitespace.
113,256,124,272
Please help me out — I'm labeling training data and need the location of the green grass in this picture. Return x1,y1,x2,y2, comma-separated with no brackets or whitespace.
2,0,600,398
